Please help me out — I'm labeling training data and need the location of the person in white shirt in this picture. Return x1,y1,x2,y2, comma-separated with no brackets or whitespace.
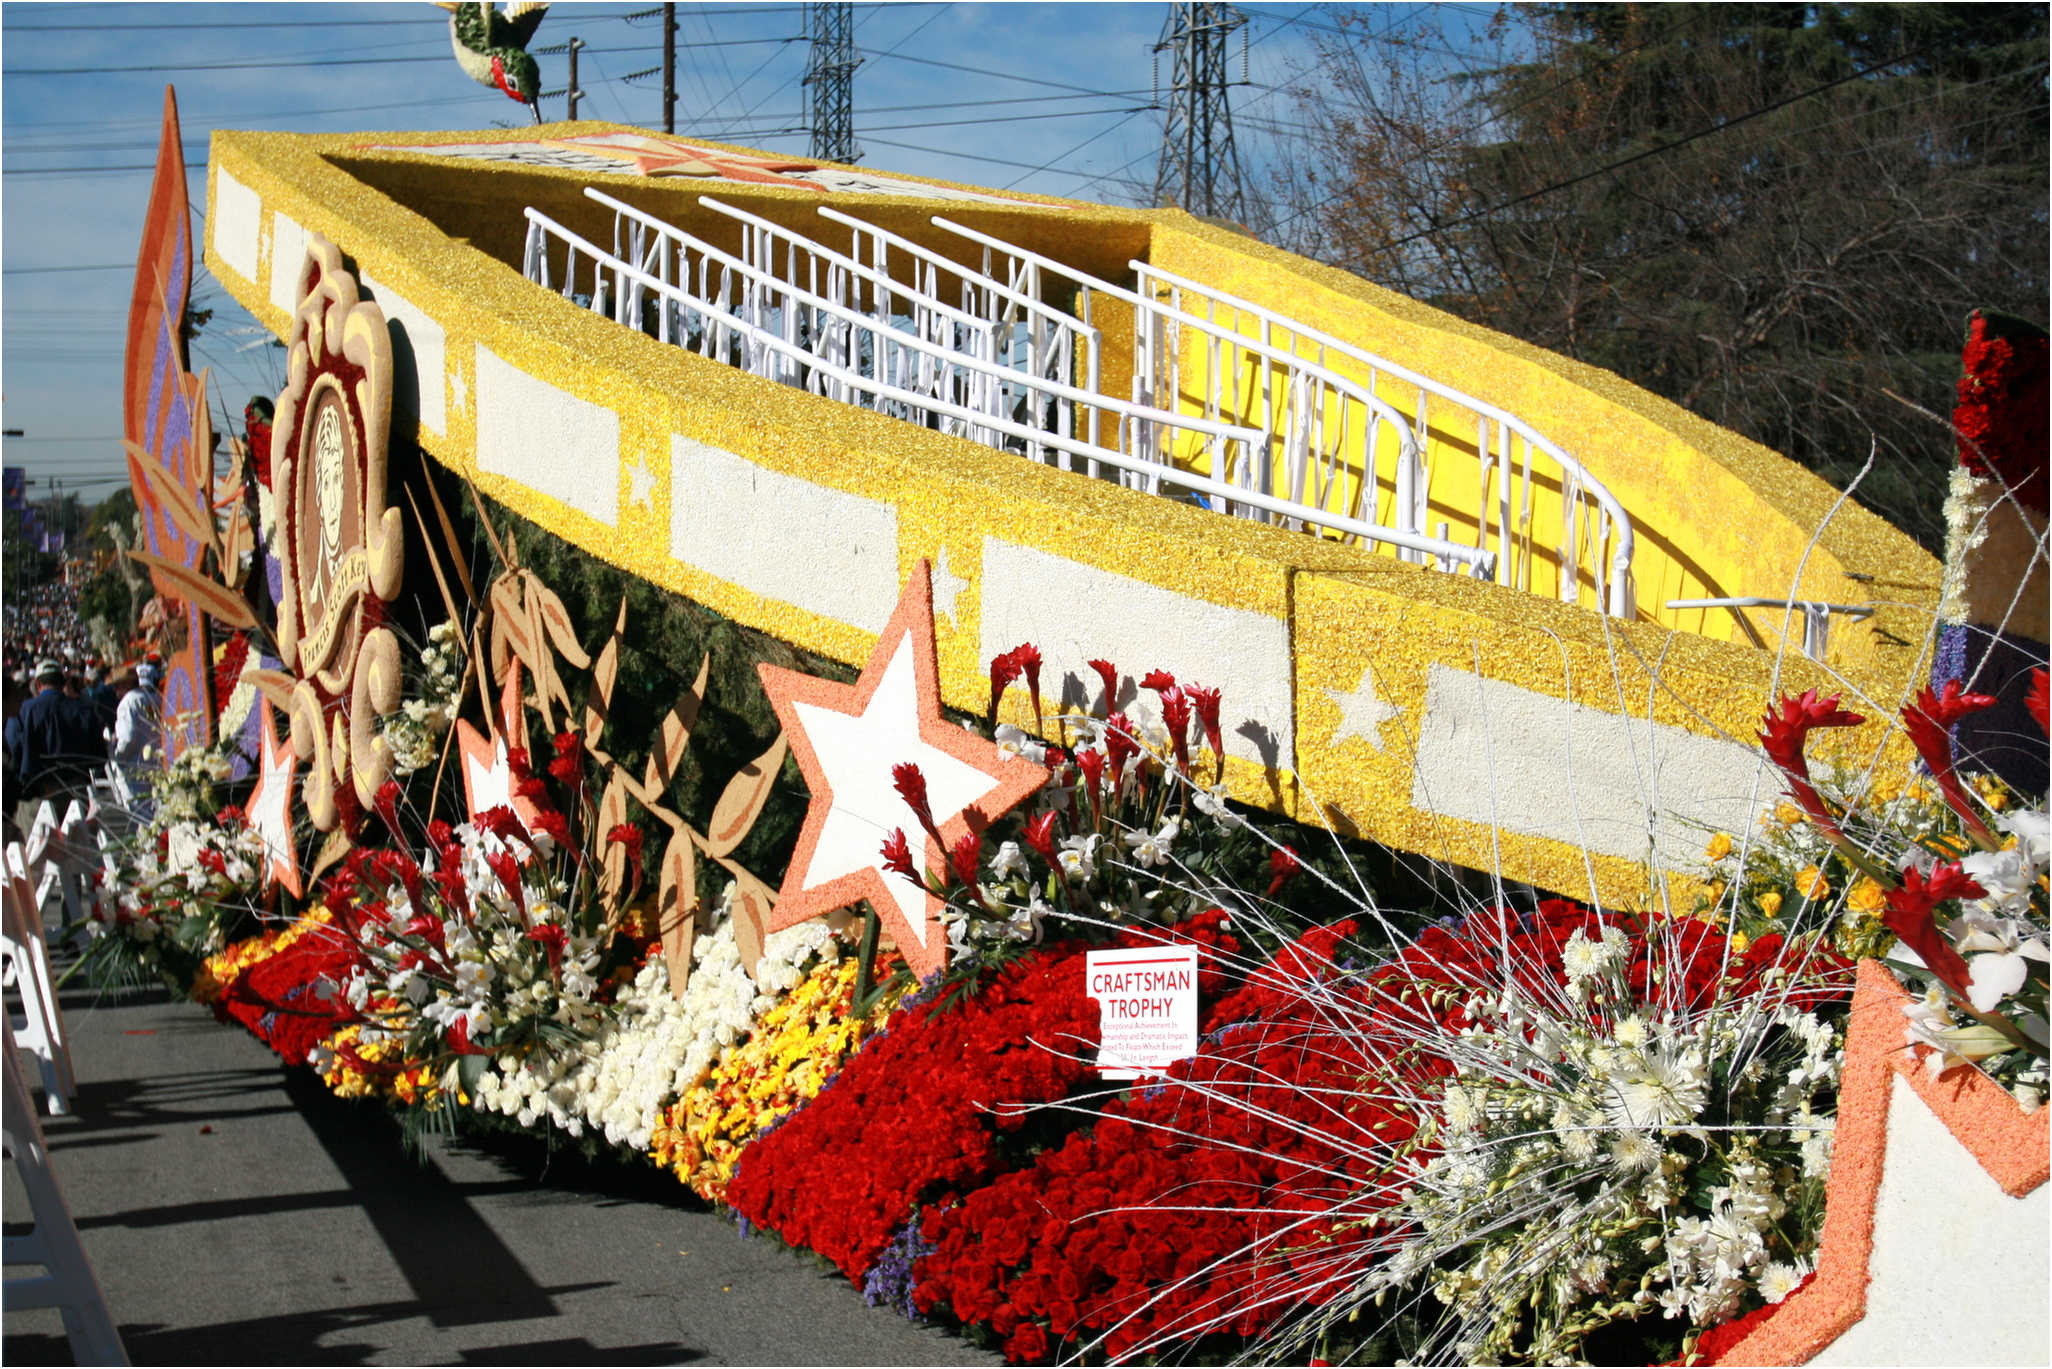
113,662,163,819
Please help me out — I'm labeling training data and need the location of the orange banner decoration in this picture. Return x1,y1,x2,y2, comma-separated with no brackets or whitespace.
121,85,216,758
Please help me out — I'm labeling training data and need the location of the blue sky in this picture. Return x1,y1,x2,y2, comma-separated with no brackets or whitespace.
1,1,1506,505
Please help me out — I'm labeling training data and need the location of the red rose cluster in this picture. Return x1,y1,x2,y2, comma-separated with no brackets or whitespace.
1953,308,2048,515
725,912,1243,1285
910,919,1414,1364
215,926,364,1066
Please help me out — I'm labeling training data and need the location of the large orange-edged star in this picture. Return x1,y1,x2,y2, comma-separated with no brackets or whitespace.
758,560,1047,978
456,662,542,833
245,697,302,897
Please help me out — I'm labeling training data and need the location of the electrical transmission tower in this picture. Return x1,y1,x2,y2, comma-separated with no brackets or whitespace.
1151,2,1249,222
804,2,860,164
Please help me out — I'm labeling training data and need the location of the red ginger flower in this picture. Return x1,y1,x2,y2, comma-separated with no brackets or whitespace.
950,830,982,888
1103,713,1139,788
988,650,1022,724
505,747,533,782
2027,668,2049,737
1139,668,1176,694
1265,845,1302,898
1185,684,1223,763
891,761,942,847
375,779,403,838
1159,686,1194,775
526,920,567,972
1904,681,2000,845
484,850,526,918
1086,658,1121,712
1023,811,1059,865
530,808,572,852
548,731,583,786
1758,690,1864,839
1883,861,1987,1001
880,828,918,882
1010,643,1044,731
607,822,644,892
1075,746,1105,799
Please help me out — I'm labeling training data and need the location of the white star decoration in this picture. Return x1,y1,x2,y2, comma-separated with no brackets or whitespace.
245,698,302,897
460,729,520,822
789,638,996,949
758,562,1046,978
929,545,968,630
448,363,468,417
626,457,656,510
1327,665,1401,753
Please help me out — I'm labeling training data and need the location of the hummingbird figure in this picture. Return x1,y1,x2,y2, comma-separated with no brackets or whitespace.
436,1,551,123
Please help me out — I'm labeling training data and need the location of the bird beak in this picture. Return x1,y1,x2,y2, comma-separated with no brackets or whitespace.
530,100,543,126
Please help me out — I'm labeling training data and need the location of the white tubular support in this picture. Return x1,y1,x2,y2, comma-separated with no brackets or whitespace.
1664,597,1874,660
520,205,1494,573
1129,260,1640,619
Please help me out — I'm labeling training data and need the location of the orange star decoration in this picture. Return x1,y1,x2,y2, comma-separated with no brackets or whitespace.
244,697,302,898
456,662,541,832
758,560,1047,978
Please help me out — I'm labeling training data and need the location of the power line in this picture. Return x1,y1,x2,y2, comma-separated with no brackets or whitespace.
857,48,1149,100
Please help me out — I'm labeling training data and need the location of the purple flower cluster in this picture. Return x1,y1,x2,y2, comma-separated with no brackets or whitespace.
861,1210,941,1324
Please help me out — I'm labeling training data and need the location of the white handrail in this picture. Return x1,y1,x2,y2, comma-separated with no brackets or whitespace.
574,192,1268,467
1131,260,1638,617
520,206,1495,573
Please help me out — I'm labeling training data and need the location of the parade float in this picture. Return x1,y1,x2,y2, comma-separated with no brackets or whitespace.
77,84,2046,1366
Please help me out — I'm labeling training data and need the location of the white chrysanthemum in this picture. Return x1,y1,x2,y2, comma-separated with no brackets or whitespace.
1759,1261,1807,1304
1608,1131,1661,1173
1602,1044,1708,1130
1561,930,1608,983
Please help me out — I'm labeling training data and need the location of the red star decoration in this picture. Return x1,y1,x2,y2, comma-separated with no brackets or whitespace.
245,697,302,898
758,560,1047,978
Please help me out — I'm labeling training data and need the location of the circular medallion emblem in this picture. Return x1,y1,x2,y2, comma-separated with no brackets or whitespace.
270,235,405,833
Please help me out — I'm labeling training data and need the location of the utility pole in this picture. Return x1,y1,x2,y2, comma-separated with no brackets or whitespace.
803,2,860,164
567,37,585,120
662,2,678,134
1151,2,1249,223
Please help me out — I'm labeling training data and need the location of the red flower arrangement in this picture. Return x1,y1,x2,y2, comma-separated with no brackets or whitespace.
724,913,1243,1286
911,919,1401,1363
1953,309,2048,515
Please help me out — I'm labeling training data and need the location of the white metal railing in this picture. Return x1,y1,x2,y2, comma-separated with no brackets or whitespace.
1127,261,1638,617
812,204,1104,462
513,192,1510,574
1665,597,1873,660
519,201,1493,572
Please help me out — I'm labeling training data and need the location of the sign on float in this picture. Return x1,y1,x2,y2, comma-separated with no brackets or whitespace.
1085,945,1199,1080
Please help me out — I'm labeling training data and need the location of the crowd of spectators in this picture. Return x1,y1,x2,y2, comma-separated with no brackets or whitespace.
3,568,160,837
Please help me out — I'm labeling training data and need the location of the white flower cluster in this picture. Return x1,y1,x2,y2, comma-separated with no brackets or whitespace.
150,737,237,825
1371,948,1843,1363
383,622,466,777
111,817,266,946
471,887,843,1145
1897,804,2049,1107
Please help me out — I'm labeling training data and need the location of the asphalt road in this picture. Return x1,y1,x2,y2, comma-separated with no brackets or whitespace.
4,972,995,1367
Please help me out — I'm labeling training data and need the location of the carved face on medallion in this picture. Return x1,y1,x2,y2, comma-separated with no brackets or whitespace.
269,235,405,833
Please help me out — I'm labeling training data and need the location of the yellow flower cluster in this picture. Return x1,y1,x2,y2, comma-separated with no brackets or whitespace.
650,955,901,1201
316,1021,443,1108
191,910,333,1005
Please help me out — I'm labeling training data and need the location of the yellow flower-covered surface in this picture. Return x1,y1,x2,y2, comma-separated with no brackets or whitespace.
652,954,902,1201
